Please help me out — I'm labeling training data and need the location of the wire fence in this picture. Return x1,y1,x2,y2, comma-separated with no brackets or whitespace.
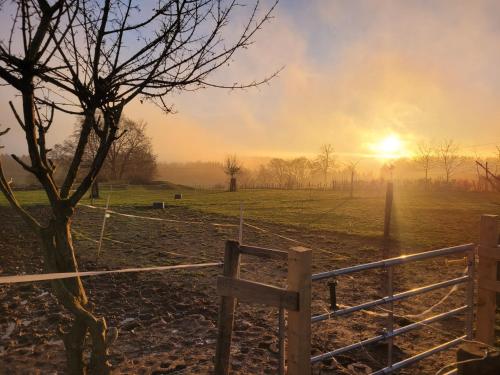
310,244,475,375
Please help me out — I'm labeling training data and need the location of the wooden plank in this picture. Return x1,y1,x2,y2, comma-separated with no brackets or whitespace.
239,244,288,260
476,215,499,345
278,307,285,375
287,246,312,375
214,240,241,375
478,276,500,292
217,276,299,310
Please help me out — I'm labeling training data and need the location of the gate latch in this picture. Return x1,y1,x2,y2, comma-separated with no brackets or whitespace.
328,279,338,311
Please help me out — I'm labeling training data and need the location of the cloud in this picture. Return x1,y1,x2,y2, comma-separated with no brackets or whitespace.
151,0,500,161
2,1,500,162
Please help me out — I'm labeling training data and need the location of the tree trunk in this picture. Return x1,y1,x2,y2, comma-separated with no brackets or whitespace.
229,177,237,192
63,315,88,375
90,181,100,199
40,214,112,375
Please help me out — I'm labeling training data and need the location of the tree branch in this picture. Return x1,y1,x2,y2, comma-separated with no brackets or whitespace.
60,112,95,197
11,154,37,174
0,157,41,232
9,101,26,130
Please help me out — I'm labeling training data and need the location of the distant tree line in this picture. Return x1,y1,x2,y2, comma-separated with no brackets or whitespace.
143,141,500,192
2,117,157,188
52,116,157,184
3,140,499,192
413,140,500,191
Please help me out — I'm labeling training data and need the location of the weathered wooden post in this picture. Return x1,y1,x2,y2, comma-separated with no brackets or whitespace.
287,246,312,375
278,307,285,375
476,214,499,345
383,182,394,239
215,240,241,375
90,180,99,199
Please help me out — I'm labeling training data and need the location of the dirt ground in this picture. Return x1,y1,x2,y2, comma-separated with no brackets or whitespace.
0,204,476,374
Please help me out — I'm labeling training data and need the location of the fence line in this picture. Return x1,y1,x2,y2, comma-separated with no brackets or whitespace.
80,204,236,226
80,203,350,261
308,242,476,375
242,222,350,261
0,262,223,285
72,226,218,262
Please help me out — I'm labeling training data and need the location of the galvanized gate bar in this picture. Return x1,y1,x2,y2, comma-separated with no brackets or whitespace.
312,275,470,323
312,244,474,281
311,242,476,374
370,335,467,374
310,306,468,364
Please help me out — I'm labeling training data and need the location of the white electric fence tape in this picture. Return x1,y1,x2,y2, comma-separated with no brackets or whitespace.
80,204,350,260
80,204,237,226
0,262,222,285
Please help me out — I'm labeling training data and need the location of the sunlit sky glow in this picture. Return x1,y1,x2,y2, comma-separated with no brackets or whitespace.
1,0,500,165
370,134,409,160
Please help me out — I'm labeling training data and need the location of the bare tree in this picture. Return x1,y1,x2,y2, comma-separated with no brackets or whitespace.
268,158,288,188
438,140,464,183
287,157,311,188
55,117,157,183
108,119,155,181
316,144,335,187
255,164,273,187
345,160,360,198
0,1,278,373
224,155,242,192
413,141,435,188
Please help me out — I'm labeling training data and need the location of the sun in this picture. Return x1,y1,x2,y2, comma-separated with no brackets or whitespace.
371,134,407,159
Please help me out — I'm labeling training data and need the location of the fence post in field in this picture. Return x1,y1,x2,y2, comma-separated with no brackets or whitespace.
214,240,241,375
476,215,499,345
383,182,394,239
287,246,312,375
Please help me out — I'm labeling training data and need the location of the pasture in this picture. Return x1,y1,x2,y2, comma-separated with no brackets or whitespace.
1,186,499,374
5,186,500,249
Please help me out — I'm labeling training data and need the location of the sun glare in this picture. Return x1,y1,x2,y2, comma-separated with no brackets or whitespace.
372,134,406,159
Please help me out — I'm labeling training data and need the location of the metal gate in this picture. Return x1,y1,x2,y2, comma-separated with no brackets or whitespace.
310,243,475,374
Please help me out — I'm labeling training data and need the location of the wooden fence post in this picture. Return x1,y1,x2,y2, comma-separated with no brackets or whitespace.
287,246,312,375
383,182,394,239
476,215,499,345
214,240,241,375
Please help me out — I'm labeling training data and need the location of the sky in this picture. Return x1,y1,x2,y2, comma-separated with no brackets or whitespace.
1,0,500,164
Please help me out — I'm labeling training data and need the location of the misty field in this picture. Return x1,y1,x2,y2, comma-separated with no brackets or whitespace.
1,187,500,374
4,186,499,250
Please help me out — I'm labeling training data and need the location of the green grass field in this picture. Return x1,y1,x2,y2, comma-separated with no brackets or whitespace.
2,186,499,251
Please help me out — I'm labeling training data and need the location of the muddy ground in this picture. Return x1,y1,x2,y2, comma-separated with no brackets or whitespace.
0,204,476,374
